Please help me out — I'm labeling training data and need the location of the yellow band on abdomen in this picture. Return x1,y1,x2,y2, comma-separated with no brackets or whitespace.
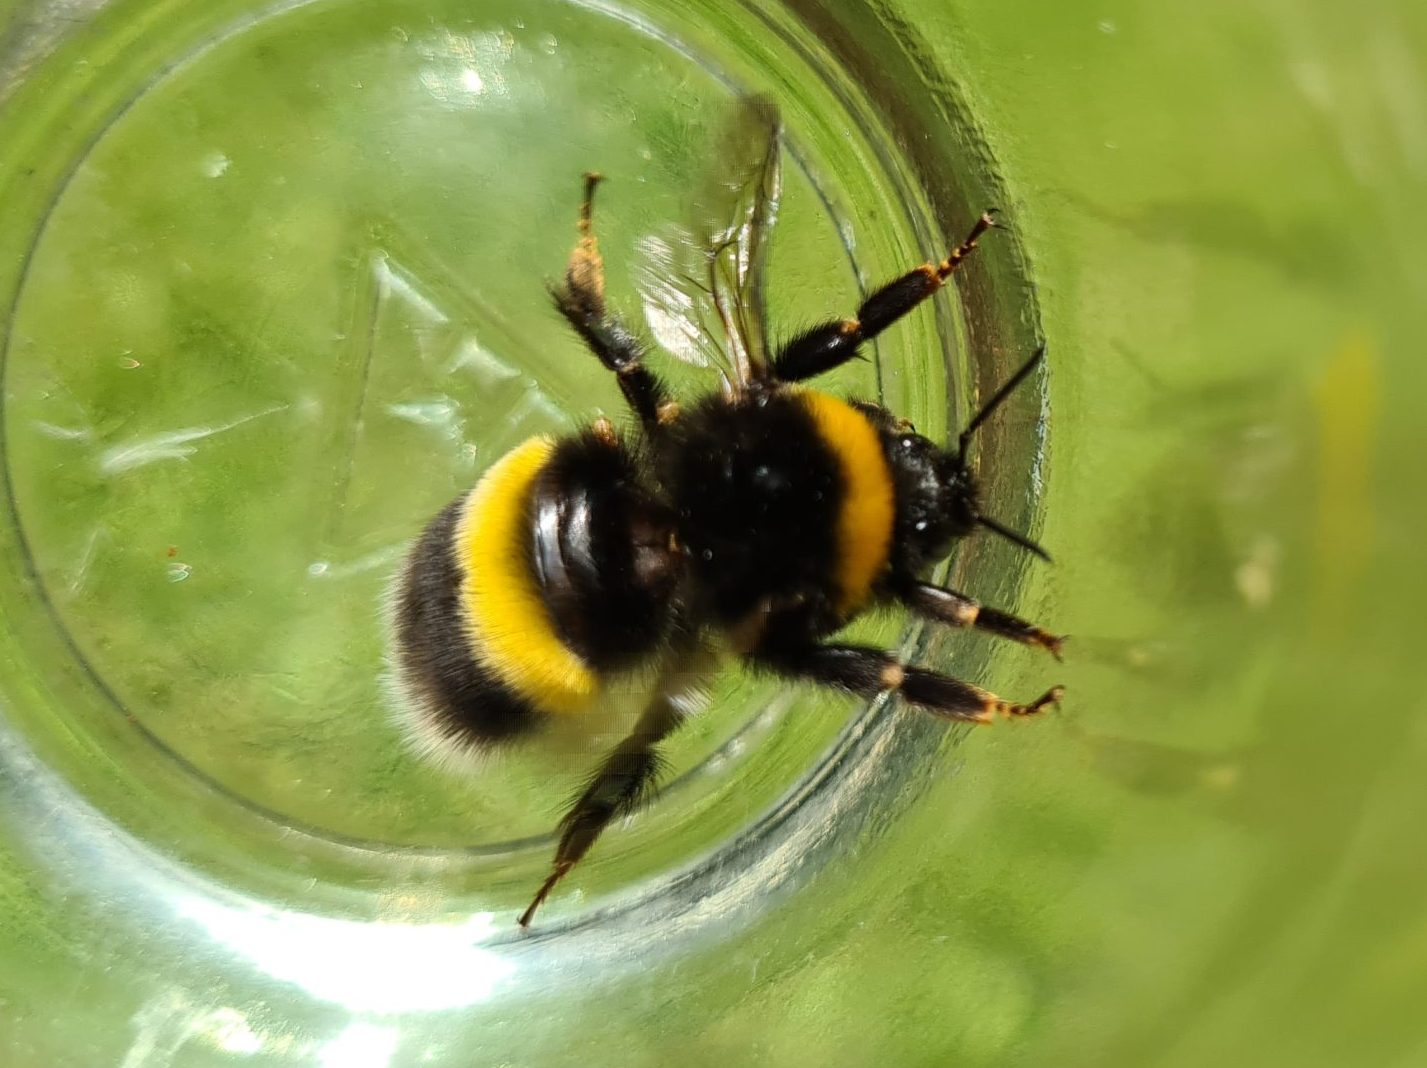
800,392,896,616
456,437,599,714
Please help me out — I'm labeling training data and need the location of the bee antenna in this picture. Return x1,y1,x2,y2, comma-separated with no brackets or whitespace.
975,514,1052,563
958,344,1047,463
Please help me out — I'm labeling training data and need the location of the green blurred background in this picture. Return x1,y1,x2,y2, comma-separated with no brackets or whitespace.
1,0,1425,1065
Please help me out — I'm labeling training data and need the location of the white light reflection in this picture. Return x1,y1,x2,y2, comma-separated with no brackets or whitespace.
97,404,287,475
208,1008,265,1055
0,726,518,1020
375,256,450,327
122,994,282,1067
319,1022,401,1068
174,895,515,1014
414,30,513,106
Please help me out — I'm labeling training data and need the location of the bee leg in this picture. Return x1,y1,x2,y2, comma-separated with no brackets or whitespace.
518,716,673,928
773,210,997,383
752,637,1063,725
519,642,713,927
896,578,1067,661
552,172,677,434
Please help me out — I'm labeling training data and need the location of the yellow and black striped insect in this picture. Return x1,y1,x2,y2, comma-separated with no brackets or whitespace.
388,97,1064,927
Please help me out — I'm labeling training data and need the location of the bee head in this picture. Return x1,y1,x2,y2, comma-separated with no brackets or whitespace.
934,448,982,538
934,445,1050,563
891,344,1053,568
882,431,978,571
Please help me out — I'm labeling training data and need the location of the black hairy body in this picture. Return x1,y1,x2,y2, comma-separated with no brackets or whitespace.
665,392,843,627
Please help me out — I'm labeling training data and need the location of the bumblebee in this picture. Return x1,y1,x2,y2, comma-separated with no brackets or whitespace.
388,97,1064,927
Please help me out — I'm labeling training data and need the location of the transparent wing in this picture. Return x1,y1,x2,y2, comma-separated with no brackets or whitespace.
636,228,731,384
638,94,783,391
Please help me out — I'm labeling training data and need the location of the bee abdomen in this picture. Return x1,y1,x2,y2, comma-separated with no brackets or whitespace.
529,431,678,671
389,489,547,759
390,432,676,760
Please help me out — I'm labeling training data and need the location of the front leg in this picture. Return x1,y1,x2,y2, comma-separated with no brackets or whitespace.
896,577,1066,660
553,173,676,434
772,210,997,383
751,633,1063,725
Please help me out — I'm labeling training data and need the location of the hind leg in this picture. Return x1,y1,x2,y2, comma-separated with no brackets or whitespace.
519,640,714,927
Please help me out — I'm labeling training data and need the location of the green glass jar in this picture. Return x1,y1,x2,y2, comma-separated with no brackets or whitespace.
1,0,1423,1064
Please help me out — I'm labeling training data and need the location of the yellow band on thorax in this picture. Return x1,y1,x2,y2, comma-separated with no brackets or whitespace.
799,392,896,617
456,437,599,713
